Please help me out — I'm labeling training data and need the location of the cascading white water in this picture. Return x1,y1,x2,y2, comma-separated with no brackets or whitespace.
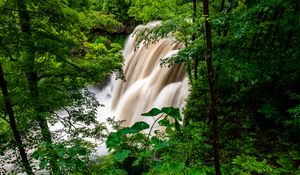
99,22,189,127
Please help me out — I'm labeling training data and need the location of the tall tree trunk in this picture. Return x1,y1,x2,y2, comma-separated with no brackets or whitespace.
203,0,222,174
16,0,58,173
0,64,34,175
193,0,199,80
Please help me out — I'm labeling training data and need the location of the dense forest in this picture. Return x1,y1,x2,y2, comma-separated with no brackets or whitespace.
0,0,299,174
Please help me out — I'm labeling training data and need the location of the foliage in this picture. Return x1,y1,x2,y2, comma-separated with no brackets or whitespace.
102,107,184,174
0,0,299,174
0,0,123,173
112,0,300,174
231,155,276,175
128,0,191,23
96,0,131,23
32,142,91,174
0,118,10,155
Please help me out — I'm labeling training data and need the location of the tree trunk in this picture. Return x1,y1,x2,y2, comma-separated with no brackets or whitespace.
0,64,34,175
16,0,58,173
193,0,199,80
202,0,222,174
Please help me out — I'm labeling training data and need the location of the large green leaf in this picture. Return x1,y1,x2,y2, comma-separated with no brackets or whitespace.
119,127,132,135
162,107,181,120
130,121,150,132
141,108,162,116
120,121,150,135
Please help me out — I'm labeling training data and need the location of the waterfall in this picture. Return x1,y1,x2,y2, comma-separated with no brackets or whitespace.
1,22,190,174
100,22,189,127
50,22,189,132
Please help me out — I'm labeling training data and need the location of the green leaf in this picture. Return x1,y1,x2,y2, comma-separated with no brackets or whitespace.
141,108,162,116
113,150,131,163
119,127,133,135
106,132,124,148
131,121,150,131
162,107,181,120
120,121,150,134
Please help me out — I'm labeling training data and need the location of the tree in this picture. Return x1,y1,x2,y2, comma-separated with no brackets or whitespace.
0,0,123,173
202,0,221,174
125,0,300,173
0,63,34,175
193,0,199,80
